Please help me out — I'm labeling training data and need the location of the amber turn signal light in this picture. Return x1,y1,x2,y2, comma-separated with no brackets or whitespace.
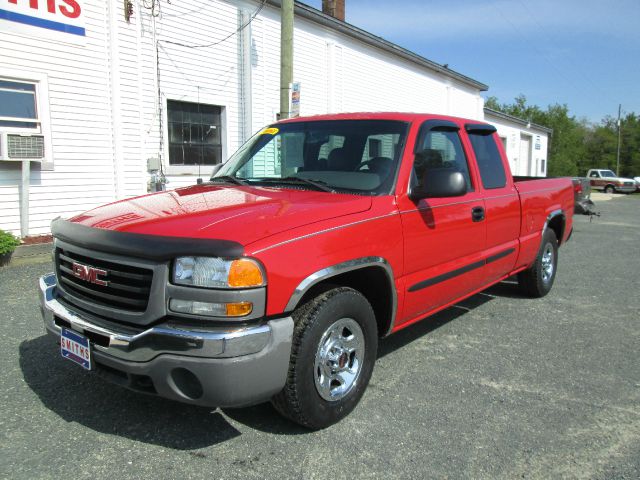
225,302,253,317
228,259,264,288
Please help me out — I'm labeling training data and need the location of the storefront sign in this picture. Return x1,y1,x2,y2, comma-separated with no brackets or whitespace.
0,0,85,41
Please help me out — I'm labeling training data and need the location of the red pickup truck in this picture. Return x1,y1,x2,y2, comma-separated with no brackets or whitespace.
39,113,573,429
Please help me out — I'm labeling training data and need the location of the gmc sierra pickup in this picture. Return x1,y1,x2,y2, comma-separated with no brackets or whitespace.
40,113,574,429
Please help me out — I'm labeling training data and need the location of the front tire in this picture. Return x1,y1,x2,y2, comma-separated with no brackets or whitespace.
518,228,558,297
604,185,615,194
271,287,378,429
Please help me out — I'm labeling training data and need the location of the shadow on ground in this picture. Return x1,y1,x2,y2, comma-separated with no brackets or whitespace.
19,280,523,446
379,279,524,357
20,335,309,449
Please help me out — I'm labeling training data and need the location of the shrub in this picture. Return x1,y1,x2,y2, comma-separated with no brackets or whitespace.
0,229,20,255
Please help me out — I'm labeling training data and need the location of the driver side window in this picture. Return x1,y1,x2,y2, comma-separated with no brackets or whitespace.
412,129,473,191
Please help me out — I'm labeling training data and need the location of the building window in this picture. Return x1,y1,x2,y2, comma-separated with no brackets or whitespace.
0,73,52,168
168,100,222,166
0,79,40,131
541,159,546,173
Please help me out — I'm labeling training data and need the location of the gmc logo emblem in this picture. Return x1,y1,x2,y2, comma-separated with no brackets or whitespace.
71,261,109,286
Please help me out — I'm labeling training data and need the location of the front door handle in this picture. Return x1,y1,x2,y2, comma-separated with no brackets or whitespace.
472,206,485,222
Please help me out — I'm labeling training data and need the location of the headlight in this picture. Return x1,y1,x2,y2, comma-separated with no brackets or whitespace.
173,257,265,288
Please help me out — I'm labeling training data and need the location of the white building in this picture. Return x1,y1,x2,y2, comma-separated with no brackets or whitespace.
484,108,551,178
0,0,544,237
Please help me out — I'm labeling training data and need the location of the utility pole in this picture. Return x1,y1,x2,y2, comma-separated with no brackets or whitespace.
615,103,622,176
280,0,294,120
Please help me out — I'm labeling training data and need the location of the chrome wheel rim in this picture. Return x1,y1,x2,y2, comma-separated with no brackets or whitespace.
541,243,555,283
314,318,365,402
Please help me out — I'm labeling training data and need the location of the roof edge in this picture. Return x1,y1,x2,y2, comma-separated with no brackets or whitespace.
484,107,553,134
264,0,489,92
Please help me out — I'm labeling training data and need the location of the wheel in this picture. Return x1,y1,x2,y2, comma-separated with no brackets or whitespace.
271,287,378,429
604,185,615,194
518,228,558,297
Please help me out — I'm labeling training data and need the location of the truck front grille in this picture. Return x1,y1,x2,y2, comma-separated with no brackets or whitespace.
55,248,153,312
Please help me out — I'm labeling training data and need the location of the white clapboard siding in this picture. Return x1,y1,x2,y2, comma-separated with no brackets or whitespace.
485,112,549,177
0,0,487,236
0,1,116,235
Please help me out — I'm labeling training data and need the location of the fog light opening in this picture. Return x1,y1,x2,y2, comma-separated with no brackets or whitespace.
170,368,203,400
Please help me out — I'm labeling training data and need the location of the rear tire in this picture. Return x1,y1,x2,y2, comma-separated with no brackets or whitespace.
271,287,378,429
518,229,558,298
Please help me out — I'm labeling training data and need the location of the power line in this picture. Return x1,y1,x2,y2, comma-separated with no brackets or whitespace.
160,0,213,18
152,0,266,171
158,0,266,49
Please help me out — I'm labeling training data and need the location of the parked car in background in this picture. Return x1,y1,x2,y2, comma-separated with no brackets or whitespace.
572,177,595,214
587,169,636,193
634,176,640,192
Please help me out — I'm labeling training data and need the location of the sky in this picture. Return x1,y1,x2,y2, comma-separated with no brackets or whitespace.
300,0,640,124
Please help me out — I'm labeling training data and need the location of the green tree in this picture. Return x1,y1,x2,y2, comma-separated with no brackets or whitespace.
487,95,640,177
585,113,640,177
486,95,587,176
618,113,640,177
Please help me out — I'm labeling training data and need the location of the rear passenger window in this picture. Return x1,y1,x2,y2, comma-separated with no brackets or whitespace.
468,132,507,189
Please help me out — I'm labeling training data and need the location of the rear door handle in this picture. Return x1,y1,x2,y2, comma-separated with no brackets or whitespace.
472,206,485,222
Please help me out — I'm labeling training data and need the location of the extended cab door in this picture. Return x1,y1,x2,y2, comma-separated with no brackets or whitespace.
464,124,520,283
589,170,604,189
396,120,487,327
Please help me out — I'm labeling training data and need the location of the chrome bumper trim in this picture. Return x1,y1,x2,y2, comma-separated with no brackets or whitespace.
40,273,285,362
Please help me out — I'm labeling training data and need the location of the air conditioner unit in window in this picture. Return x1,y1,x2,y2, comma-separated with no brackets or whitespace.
5,134,45,160
0,133,45,161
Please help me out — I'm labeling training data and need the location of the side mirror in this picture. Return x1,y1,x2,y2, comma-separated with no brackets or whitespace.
410,169,467,200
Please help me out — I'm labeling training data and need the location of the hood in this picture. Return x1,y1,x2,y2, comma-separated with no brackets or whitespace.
601,175,635,182
67,184,372,246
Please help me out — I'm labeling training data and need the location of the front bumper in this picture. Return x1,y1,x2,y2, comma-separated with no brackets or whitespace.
39,273,294,407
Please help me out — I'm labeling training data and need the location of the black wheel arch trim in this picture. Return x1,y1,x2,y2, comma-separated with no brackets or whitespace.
284,256,398,337
543,209,566,245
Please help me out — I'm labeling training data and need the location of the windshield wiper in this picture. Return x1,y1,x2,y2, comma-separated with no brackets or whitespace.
208,175,248,186
259,176,336,193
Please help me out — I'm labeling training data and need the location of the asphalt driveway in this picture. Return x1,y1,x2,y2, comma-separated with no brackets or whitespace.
1,196,638,479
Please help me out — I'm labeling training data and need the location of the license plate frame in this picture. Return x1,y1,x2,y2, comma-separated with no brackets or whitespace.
60,328,92,370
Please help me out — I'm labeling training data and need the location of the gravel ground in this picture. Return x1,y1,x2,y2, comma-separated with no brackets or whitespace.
1,196,638,480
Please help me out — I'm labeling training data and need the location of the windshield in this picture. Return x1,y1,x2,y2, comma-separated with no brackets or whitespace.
213,120,408,195
602,170,616,177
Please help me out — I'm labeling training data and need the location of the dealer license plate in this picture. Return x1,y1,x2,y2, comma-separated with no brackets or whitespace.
60,328,92,370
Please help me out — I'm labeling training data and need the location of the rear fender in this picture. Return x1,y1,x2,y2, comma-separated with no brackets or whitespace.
543,209,566,245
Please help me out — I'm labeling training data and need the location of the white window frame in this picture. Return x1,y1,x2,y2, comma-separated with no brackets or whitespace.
0,68,53,170
163,97,228,176
0,81,39,133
